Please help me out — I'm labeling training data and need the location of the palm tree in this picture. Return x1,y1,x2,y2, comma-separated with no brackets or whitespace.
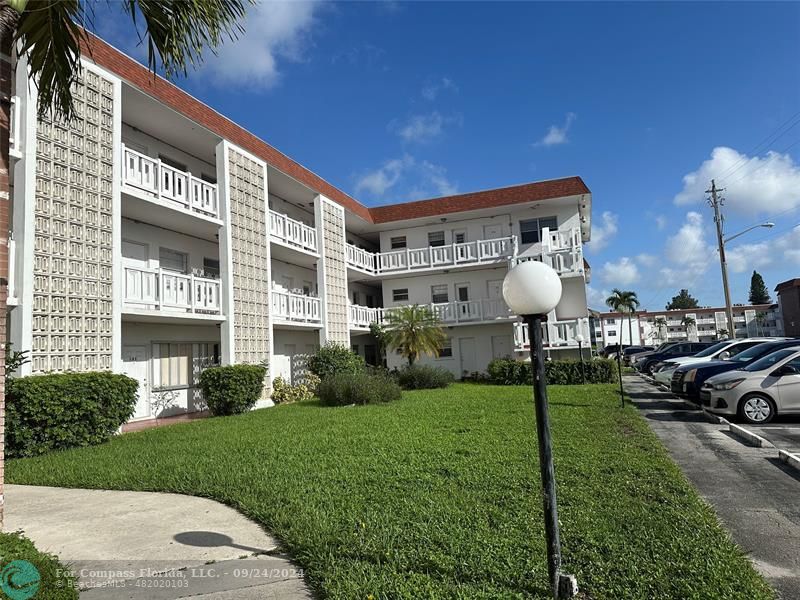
717,328,729,340
755,311,767,336
653,317,667,343
681,315,696,339
605,289,640,349
0,0,249,531
384,305,446,366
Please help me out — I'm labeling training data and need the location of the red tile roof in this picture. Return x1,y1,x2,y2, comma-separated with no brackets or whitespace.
80,34,590,224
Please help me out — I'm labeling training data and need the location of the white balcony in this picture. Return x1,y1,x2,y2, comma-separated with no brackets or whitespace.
349,304,384,330
123,267,221,316
349,298,513,330
122,145,219,219
513,318,591,351
269,210,318,254
9,95,22,160
346,236,516,276
272,290,322,325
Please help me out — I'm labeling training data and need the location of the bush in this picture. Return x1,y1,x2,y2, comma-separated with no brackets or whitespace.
318,372,402,406
307,343,365,380
6,372,138,458
396,365,454,390
199,364,266,416
487,358,618,386
271,375,317,404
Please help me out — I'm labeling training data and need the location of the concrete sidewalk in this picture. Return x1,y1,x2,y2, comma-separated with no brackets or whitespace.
626,376,800,599
5,485,313,599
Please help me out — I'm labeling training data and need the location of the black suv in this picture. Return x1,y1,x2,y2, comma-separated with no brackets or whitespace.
636,342,715,375
671,339,800,401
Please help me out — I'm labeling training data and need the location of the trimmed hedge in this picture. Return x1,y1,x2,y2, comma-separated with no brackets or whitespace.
318,372,402,406
6,372,138,458
199,364,266,416
487,357,618,386
308,343,365,380
396,365,454,390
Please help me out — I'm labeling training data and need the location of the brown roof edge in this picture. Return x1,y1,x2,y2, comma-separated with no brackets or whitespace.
775,278,800,292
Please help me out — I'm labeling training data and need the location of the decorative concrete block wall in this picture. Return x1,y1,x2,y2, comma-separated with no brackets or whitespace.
31,70,115,373
317,197,349,345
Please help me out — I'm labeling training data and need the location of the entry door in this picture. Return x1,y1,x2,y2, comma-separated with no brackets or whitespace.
483,224,503,240
459,338,477,378
487,280,504,318
777,356,800,411
492,335,512,359
122,346,150,419
456,284,475,320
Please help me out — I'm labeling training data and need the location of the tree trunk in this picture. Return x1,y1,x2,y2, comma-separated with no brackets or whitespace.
627,313,633,348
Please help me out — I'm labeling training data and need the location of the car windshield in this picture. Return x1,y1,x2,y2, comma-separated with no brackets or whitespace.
728,343,782,363
742,349,798,372
692,341,730,358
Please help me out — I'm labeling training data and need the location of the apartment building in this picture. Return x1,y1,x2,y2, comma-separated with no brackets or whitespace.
775,278,800,337
6,34,592,425
597,304,784,347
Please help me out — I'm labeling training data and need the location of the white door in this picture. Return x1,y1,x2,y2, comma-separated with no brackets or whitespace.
492,335,512,359
122,241,155,305
483,224,503,240
459,338,477,378
122,346,150,419
487,280,505,318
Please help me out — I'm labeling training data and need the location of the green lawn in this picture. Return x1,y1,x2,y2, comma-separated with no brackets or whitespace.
8,384,772,599
0,532,77,599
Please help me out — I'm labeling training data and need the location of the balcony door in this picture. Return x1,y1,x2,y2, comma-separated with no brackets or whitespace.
456,284,477,320
486,280,505,318
122,240,155,306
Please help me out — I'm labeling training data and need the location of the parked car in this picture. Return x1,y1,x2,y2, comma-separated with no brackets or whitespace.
652,338,783,386
629,342,681,368
701,346,800,424
600,344,621,358
622,346,655,366
672,339,800,401
636,342,715,375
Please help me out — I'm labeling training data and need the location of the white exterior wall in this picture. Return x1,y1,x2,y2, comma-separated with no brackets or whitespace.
382,266,510,308
121,124,217,182
271,259,318,295
121,219,218,271
272,329,320,384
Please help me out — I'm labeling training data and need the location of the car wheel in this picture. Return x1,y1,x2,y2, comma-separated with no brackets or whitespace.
738,394,776,425
645,362,655,375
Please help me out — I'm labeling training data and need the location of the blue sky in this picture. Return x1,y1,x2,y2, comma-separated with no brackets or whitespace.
94,1,800,311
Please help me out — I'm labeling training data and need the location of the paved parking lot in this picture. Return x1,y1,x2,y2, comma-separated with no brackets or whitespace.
746,420,800,454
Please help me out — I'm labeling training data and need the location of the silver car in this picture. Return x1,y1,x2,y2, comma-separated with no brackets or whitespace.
700,346,800,424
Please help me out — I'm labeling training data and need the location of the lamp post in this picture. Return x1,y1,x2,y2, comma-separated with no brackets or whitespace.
575,334,586,385
503,261,577,599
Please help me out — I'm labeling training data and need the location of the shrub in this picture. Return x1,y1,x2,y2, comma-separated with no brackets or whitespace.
318,372,402,406
199,364,266,416
272,375,316,405
6,372,138,458
396,365,454,390
487,358,618,386
307,343,365,380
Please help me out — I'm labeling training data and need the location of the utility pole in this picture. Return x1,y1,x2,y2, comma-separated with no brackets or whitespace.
708,180,735,339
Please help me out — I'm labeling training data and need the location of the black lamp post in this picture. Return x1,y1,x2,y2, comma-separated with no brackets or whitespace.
503,261,577,599
575,334,586,385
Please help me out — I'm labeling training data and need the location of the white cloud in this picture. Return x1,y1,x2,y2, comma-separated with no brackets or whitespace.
391,112,461,143
674,146,800,215
658,211,716,285
354,155,457,200
655,215,668,230
636,253,658,268
587,211,618,251
198,1,319,88
726,242,773,274
601,257,640,286
586,286,610,309
776,226,800,265
536,112,576,147
421,77,458,101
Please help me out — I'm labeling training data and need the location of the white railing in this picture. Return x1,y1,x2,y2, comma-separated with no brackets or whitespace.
539,227,583,276
123,266,221,314
349,299,513,329
349,304,384,329
122,144,219,218
513,318,591,351
346,236,516,275
272,291,322,324
9,96,22,158
269,210,318,254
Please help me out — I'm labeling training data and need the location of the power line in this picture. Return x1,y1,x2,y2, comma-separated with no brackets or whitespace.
722,136,800,188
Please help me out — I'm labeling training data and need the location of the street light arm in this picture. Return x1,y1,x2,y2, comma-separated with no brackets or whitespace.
723,222,774,244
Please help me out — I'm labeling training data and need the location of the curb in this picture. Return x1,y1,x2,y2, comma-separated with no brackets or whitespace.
778,449,800,473
728,423,774,448
702,409,728,425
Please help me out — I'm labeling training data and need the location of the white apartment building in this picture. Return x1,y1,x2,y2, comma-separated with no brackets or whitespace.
6,34,593,426
598,304,784,347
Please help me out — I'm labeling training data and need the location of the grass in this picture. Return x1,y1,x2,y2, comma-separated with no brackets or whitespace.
0,532,77,599
8,384,772,599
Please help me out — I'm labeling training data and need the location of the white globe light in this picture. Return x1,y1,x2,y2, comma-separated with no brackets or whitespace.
575,334,585,343
502,260,562,316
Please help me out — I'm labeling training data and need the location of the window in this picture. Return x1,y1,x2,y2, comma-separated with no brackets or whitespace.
607,330,617,337
203,258,220,279
605,318,616,325
393,288,409,302
456,284,469,302
428,231,445,247
153,343,191,389
352,291,360,305
519,216,558,244
159,247,188,273
438,338,453,358
390,236,407,249
431,285,449,304
454,231,466,244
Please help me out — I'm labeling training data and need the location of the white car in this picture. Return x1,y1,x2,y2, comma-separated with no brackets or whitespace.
701,346,800,423
652,338,785,387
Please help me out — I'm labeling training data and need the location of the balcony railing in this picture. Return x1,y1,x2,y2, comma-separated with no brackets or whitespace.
513,318,591,351
349,298,513,330
9,96,22,159
269,210,318,254
272,290,322,324
123,267,221,315
349,304,384,329
346,236,516,275
122,144,219,218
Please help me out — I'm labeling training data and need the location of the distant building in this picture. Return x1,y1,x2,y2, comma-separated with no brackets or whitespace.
595,304,784,347
775,279,800,337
